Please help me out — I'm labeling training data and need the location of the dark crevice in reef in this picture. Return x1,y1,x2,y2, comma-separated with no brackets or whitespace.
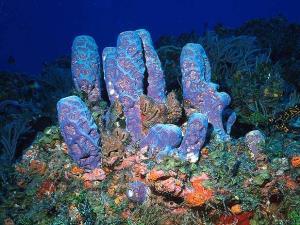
230,122,255,138
141,47,149,95
205,123,214,144
100,63,110,104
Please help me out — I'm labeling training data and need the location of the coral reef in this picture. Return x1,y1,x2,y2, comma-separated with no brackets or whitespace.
155,28,299,134
1,25,300,225
140,124,182,158
102,47,118,103
114,31,145,141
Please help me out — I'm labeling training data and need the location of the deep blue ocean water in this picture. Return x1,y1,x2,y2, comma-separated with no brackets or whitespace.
0,0,300,74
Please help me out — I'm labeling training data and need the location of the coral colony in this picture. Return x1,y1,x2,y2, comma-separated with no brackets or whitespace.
57,29,238,204
5,20,300,224
16,27,290,224
58,29,235,170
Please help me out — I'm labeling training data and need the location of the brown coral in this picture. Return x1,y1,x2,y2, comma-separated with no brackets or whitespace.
165,91,182,123
15,165,26,174
105,99,125,131
140,95,167,133
201,147,209,158
68,204,84,224
102,127,129,166
37,180,56,198
140,92,182,134
29,160,47,175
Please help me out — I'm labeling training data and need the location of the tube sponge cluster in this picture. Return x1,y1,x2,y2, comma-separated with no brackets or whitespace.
103,29,167,141
181,43,235,141
57,29,236,169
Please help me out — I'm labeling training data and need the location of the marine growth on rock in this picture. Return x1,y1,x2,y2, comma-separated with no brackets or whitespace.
59,29,236,168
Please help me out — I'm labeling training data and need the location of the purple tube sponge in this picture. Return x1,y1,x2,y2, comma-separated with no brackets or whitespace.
57,96,101,170
181,43,232,141
177,113,208,163
102,47,118,103
136,29,166,103
71,35,101,103
115,31,145,141
126,181,150,204
140,124,182,157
